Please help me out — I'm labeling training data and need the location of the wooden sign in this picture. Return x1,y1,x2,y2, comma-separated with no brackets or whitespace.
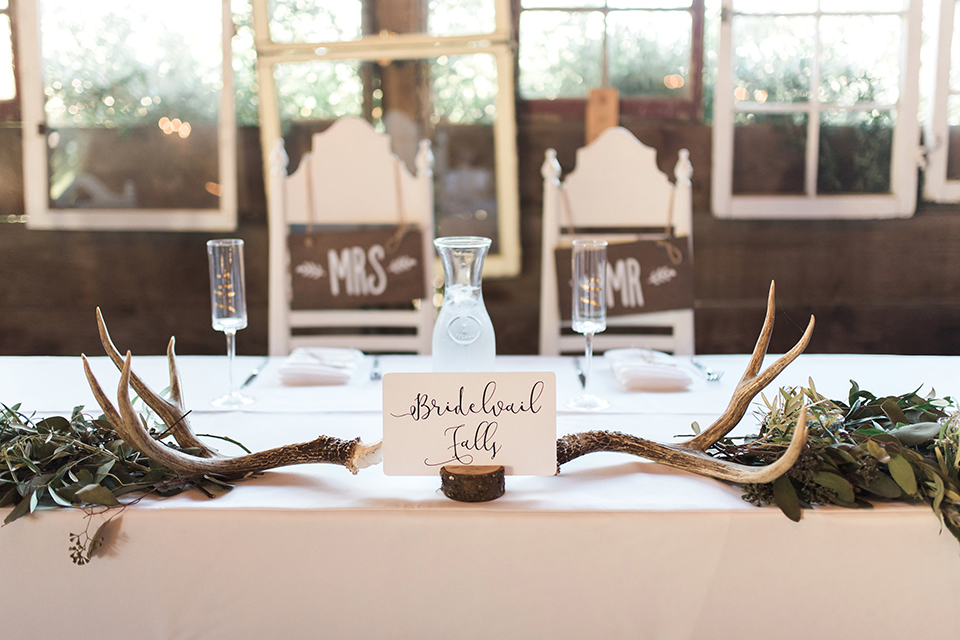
382,372,557,476
585,87,620,145
288,226,426,310
556,237,693,320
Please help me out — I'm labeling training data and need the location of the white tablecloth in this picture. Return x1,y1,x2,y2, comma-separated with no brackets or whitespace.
1,353,958,639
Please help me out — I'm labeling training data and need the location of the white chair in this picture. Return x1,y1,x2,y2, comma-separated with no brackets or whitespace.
267,117,435,356
539,126,695,356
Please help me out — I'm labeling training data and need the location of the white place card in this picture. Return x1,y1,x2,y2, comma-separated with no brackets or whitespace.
382,372,557,476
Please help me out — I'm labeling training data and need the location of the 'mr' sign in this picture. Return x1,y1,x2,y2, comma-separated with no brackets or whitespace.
556,237,694,319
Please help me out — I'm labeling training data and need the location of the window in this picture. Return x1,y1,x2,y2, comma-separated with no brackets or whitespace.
17,0,237,231
924,0,960,201
711,0,922,219
516,0,704,119
252,0,521,277
0,0,14,105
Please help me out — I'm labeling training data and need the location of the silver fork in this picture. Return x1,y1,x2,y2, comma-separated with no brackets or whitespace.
690,359,723,382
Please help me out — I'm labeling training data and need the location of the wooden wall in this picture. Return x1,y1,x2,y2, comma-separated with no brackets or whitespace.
2,118,960,358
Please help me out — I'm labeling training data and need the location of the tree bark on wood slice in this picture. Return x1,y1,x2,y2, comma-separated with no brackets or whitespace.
440,465,505,502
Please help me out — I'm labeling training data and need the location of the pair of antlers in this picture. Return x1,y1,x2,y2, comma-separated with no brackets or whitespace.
83,282,813,484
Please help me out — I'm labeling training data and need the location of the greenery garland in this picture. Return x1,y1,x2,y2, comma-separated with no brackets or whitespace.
0,402,243,564
706,380,960,539
2,378,958,564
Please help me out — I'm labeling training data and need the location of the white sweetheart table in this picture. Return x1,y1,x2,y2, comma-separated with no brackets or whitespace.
1,353,958,639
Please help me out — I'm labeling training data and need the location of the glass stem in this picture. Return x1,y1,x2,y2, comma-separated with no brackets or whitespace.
584,332,594,394
224,329,237,395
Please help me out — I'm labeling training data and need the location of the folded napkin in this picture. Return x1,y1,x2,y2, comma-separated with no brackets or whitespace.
604,348,693,392
279,348,364,386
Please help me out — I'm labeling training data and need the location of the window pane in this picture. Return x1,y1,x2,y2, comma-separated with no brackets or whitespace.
819,15,900,106
607,10,692,98
518,11,605,99
40,0,223,210
521,0,603,8
732,112,807,195
268,0,362,43
432,54,498,124
274,60,365,123
608,0,692,7
819,0,906,12
734,0,817,14
267,0,496,42
274,54,502,248
817,109,893,194
0,15,13,100
428,0,496,37
951,1,960,92
946,94,960,180
733,16,814,104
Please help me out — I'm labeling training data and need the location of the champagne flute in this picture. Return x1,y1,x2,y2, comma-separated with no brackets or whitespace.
207,239,254,408
568,239,609,411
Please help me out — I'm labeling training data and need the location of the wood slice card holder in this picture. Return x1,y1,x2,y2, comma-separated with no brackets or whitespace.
440,465,506,502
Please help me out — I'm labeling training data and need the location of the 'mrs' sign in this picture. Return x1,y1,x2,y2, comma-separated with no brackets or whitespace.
288,226,426,309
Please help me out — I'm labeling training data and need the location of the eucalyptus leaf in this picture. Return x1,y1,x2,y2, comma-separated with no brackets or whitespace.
880,398,910,427
4,493,33,524
0,486,18,508
888,422,943,447
930,474,946,523
861,473,902,499
886,455,918,496
27,488,39,513
75,484,120,507
772,476,801,522
812,471,855,503
47,485,73,507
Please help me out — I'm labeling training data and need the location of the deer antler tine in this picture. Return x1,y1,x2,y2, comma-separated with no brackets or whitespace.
681,279,814,451
95,308,217,457
743,281,778,378
685,314,814,451
112,351,215,473
81,354,124,433
166,336,185,411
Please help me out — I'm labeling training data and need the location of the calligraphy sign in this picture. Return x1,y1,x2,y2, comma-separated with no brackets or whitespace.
555,237,693,320
382,372,557,476
288,226,426,310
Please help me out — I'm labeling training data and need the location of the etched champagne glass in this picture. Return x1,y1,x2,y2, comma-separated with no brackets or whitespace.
207,239,253,408
568,239,609,411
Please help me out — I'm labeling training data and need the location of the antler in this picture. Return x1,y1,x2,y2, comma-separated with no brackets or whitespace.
83,311,382,478
557,281,815,484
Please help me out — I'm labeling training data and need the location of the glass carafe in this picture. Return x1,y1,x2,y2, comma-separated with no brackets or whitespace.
432,236,496,372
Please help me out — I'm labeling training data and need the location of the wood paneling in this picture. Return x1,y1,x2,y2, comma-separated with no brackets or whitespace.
1,119,959,357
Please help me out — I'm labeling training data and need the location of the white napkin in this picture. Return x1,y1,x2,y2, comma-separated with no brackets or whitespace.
604,348,693,392
279,348,364,386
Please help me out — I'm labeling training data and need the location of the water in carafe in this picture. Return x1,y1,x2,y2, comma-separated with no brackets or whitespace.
432,237,496,372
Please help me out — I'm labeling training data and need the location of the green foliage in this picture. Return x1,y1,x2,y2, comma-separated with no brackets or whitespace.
0,403,237,563
715,381,960,540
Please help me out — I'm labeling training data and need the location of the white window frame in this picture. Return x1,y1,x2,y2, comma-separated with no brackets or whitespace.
250,0,521,277
712,0,923,220
17,0,237,231
924,0,960,201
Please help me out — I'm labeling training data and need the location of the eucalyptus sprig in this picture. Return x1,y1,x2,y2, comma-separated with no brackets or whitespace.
0,402,241,563
710,380,960,540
